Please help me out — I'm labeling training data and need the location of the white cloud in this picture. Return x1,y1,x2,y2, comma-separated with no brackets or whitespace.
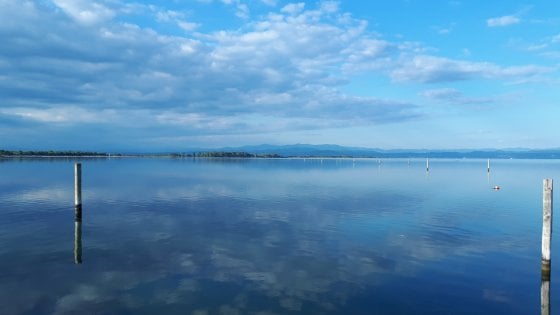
419,88,492,105
420,88,462,100
486,15,520,27
281,3,305,15
178,21,200,31
235,3,250,19
52,0,115,25
261,0,277,6
0,0,555,149
320,1,339,14
155,9,183,22
391,55,549,83
0,106,118,123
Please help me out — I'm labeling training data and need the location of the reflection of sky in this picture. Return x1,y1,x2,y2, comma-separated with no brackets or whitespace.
0,158,559,314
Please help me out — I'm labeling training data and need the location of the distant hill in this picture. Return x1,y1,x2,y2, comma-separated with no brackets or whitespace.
3,145,560,159
213,144,560,159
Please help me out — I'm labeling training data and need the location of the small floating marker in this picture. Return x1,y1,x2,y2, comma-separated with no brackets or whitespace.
492,185,500,190
487,159,490,173
426,158,429,172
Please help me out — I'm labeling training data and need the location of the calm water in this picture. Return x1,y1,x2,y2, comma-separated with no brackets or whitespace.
1,157,559,315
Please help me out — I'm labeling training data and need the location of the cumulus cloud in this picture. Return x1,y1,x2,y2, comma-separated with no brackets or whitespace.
391,55,548,83
420,88,463,100
52,0,115,25
419,88,493,105
0,0,554,149
486,15,520,27
261,0,277,6
281,3,305,15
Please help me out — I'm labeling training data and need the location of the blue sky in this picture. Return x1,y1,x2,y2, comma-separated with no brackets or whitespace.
0,0,559,151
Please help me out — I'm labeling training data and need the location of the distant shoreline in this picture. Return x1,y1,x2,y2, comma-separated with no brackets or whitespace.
2,149,560,159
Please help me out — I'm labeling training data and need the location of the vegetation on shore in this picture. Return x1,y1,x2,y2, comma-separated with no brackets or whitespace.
187,152,282,158
0,150,281,158
0,150,113,157
3,146,560,159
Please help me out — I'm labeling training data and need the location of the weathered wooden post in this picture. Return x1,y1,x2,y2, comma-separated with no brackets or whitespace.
74,163,82,209
542,179,553,279
74,163,83,264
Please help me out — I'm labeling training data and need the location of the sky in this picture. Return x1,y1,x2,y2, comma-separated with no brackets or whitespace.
0,0,559,151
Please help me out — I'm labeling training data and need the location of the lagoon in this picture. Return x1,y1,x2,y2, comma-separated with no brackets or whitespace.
0,157,559,314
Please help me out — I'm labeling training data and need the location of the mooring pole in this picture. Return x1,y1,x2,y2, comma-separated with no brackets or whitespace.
74,163,82,209
542,179,553,279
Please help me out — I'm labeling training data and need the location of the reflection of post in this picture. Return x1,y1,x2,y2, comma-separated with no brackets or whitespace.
541,276,550,315
74,163,83,264
74,219,82,264
542,179,553,278
75,163,82,208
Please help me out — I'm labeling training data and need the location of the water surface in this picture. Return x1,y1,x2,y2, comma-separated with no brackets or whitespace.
0,158,559,314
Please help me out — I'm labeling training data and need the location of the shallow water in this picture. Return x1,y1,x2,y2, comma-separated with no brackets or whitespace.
0,157,559,314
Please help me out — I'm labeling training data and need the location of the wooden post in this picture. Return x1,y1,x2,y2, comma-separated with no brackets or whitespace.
542,179,553,279
487,159,490,173
74,163,82,209
426,158,429,172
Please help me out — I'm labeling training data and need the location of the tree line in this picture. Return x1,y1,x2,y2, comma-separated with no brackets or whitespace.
170,151,282,158
0,150,113,156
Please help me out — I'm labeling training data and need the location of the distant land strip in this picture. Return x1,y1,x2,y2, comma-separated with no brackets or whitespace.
0,150,280,158
0,150,113,157
2,147,560,159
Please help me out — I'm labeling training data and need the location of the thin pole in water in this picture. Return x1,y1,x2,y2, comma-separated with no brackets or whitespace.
542,178,553,280
426,158,429,172
74,163,82,209
487,159,490,173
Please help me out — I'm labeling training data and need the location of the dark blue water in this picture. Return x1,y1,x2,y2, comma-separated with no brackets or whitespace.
0,158,559,314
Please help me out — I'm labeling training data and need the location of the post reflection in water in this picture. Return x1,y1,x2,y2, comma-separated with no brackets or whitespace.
541,264,551,315
74,206,82,264
541,278,550,315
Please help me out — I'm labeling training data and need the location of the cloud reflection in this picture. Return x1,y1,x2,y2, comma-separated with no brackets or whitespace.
0,159,543,314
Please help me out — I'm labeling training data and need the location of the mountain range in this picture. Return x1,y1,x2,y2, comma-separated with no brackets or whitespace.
207,144,560,159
